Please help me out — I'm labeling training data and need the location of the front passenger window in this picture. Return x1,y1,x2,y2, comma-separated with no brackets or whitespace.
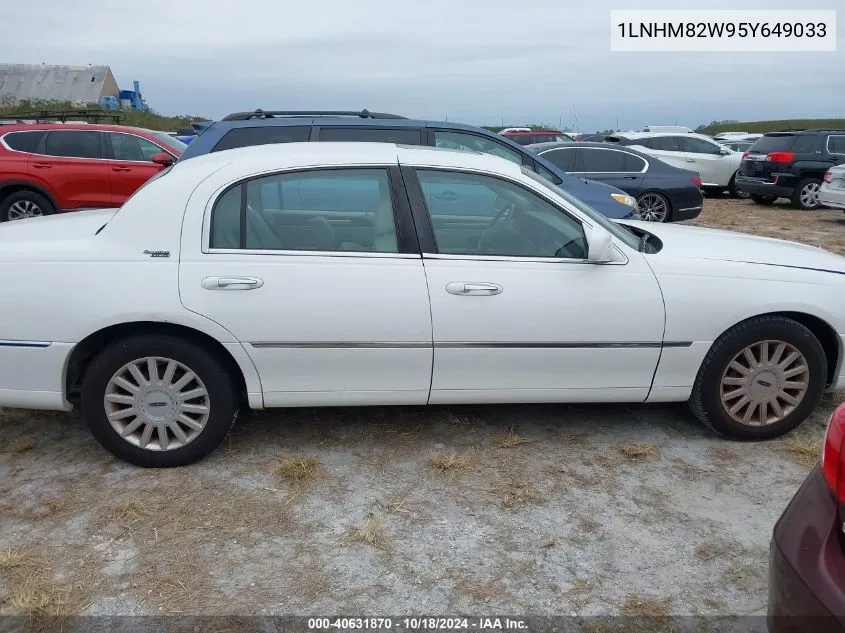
209,168,399,253
433,131,524,165
416,169,586,259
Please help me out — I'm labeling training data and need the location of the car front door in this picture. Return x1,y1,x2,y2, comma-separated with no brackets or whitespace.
679,136,733,187
107,132,173,205
178,165,433,407
403,166,665,404
38,130,111,209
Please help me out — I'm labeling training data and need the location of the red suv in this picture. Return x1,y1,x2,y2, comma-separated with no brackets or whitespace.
500,129,573,145
0,123,185,221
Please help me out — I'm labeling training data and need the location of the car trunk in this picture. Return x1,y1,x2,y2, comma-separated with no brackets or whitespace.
740,133,796,181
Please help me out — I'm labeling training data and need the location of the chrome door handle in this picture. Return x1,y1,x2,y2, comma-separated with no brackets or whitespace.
446,282,502,296
201,276,264,290
685,159,695,163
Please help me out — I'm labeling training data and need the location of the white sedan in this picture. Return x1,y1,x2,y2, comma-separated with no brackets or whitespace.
820,164,845,213
1,143,844,467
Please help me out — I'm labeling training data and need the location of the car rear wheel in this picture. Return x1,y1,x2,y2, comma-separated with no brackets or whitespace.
728,174,749,199
0,190,55,222
689,316,827,440
792,178,822,210
636,192,671,222
81,335,238,467
749,194,777,205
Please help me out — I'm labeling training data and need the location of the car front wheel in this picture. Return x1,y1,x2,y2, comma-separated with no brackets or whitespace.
81,335,238,467
689,315,827,440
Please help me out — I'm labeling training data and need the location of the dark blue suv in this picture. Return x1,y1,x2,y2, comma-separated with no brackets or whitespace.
179,110,639,219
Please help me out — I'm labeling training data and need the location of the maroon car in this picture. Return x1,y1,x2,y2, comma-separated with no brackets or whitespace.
769,401,845,632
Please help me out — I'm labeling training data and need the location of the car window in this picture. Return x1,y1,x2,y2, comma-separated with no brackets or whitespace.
531,134,564,144
3,130,45,153
791,135,818,153
44,130,101,159
749,134,795,154
646,136,682,152
504,134,531,145
211,125,311,152
680,137,722,155
828,135,845,154
110,133,167,161
435,131,525,165
318,127,422,144
415,169,586,259
623,153,647,172
539,147,578,172
580,148,628,172
210,168,398,253
533,161,563,185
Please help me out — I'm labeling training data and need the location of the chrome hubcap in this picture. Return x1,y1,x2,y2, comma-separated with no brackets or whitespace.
800,183,820,208
8,200,42,220
637,194,667,222
104,357,210,451
720,340,809,426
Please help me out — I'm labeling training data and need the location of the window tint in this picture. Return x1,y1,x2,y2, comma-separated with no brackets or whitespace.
828,135,845,154
3,131,45,153
210,168,398,253
434,131,524,165
318,127,421,144
623,153,647,172
791,134,818,153
110,133,168,161
530,134,564,144
44,130,101,158
211,125,310,152
416,169,586,259
749,134,795,154
534,161,563,184
679,137,721,155
505,134,531,145
540,147,578,172
646,136,682,152
580,148,628,172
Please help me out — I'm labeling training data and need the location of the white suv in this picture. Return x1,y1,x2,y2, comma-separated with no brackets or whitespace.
607,132,744,197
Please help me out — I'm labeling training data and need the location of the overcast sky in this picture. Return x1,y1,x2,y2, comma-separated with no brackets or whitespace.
5,0,843,131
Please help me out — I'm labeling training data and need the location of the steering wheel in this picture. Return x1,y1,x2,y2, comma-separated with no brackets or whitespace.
490,197,516,224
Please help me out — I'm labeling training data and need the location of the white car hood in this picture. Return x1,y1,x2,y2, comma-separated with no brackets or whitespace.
623,220,845,275
0,208,118,246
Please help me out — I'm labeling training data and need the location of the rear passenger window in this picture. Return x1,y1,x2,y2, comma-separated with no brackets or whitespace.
318,128,422,144
623,153,647,172
647,136,682,152
828,135,845,154
3,131,45,153
209,169,399,253
211,126,310,152
44,130,101,158
790,135,818,153
580,148,628,172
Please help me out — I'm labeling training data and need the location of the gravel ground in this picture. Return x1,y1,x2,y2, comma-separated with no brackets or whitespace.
1,197,843,619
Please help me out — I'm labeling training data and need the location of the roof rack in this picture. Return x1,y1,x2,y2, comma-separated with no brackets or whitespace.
0,109,124,125
221,109,407,121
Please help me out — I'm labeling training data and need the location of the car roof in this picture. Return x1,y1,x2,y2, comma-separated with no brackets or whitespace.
172,141,523,178
0,122,159,135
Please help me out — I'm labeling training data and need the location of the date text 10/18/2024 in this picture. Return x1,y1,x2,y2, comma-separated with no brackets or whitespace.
308,618,528,631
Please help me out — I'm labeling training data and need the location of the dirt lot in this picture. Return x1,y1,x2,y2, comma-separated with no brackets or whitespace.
1,198,844,620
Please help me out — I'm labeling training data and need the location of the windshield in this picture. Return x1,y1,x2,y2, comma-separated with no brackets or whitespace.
152,132,188,154
520,166,641,250
748,134,795,154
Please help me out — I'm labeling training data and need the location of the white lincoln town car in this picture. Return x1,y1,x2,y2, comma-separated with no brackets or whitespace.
0,143,843,466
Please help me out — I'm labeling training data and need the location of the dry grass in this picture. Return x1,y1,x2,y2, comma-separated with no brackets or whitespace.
492,478,545,511
297,569,330,604
695,542,725,562
708,443,740,465
579,518,601,534
428,452,472,475
441,411,483,426
108,500,145,525
616,441,659,461
493,425,536,448
620,594,672,617
385,498,411,515
673,457,709,479
783,433,821,469
274,456,325,489
0,546,91,617
351,514,386,548
458,581,501,600
5,435,36,453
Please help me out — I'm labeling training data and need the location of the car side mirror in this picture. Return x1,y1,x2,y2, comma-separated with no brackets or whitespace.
719,148,731,155
586,225,614,263
151,152,174,166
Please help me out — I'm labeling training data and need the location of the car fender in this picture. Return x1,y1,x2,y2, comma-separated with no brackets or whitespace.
0,178,61,210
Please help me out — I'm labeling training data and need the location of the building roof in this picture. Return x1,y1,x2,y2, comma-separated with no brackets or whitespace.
0,64,118,105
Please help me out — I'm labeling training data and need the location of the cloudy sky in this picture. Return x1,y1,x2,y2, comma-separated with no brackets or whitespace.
5,0,843,131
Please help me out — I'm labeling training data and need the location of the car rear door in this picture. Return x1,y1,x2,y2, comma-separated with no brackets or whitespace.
178,164,433,407
106,132,173,206
37,130,111,209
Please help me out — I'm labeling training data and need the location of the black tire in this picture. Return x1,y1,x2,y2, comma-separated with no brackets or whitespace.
635,191,672,222
728,173,749,199
81,335,238,467
749,194,777,205
0,189,55,222
689,315,827,440
791,178,822,210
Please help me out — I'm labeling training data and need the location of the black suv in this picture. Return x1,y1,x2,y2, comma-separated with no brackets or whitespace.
736,129,845,209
